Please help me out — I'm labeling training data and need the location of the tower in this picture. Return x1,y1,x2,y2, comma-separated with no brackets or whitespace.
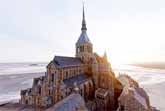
92,55,99,89
103,51,107,61
76,5,93,63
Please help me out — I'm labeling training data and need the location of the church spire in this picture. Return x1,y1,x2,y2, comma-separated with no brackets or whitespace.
81,3,87,31
104,50,107,61
76,3,91,45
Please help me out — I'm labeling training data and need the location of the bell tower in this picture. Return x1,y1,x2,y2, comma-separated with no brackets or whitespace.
76,4,93,63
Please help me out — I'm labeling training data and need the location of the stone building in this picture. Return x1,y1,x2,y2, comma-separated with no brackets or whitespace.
20,5,152,111
20,6,121,111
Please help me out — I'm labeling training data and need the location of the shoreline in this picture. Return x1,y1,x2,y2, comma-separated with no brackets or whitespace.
0,65,164,110
131,63,165,70
0,71,45,76
0,72,45,105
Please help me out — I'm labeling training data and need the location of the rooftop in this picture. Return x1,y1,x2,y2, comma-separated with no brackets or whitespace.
63,74,90,87
53,56,83,68
46,93,87,111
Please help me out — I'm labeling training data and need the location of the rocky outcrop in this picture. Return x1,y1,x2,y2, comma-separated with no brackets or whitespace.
117,74,151,111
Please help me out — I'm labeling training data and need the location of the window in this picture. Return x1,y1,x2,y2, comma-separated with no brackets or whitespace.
51,73,54,82
79,69,81,74
121,105,125,110
80,46,84,52
66,71,68,78
77,47,80,53
82,56,84,61
73,70,76,76
38,87,41,95
82,46,84,52
25,100,28,104
80,89,82,96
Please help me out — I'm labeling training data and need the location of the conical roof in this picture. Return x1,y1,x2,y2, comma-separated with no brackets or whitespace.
77,31,91,44
76,4,91,45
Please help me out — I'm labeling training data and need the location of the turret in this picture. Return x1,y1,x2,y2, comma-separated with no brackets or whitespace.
103,51,107,61
76,4,93,63
92,55,98,89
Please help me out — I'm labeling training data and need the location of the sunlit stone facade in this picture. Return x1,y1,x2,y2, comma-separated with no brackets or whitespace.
20,6,120,111
20,6,151,111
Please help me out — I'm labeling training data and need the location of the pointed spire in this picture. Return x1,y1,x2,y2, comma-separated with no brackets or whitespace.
83,3,85,20
76,3,91,45
104,50,107,60
81,3,87,31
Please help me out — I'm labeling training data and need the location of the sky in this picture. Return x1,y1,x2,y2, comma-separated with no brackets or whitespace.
0,0,165,65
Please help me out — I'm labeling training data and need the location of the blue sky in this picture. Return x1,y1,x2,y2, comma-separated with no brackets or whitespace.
0,0,165,64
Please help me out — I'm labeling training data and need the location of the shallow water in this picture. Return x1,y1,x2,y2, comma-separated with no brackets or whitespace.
0,63,164,110
0,63,46,104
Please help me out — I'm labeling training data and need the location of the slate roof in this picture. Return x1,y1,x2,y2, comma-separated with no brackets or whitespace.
63,74,90,87
53,56,83,68
21,88,32,96
21,89,27,95
46,93,88,111
33,76,45,86
76,31,91,45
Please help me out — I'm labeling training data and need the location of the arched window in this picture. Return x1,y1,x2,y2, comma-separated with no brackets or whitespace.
38,86,41,95
82,56,84,60
77,47,80,53
84,84,87,100
79,69,81,74
51,73,54,82
80,46,82,52
82,46,84,52
73,70,76,76
80,89,82,96
49,90,51,95
66,71,68,79
25,100,28,104
121,105,125,110
80,46,84,52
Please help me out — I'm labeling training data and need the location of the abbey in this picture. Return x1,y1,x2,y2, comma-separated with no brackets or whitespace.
20,6,152,111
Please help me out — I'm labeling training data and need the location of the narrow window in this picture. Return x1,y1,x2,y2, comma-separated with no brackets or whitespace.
77,47,80,53
66,71,68,78
121,105,125,110
38,87,41,95
51,73,54,82
82,46,84,52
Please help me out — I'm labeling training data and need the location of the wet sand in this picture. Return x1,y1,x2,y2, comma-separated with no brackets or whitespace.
0,72,45,104
0,103,46,111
